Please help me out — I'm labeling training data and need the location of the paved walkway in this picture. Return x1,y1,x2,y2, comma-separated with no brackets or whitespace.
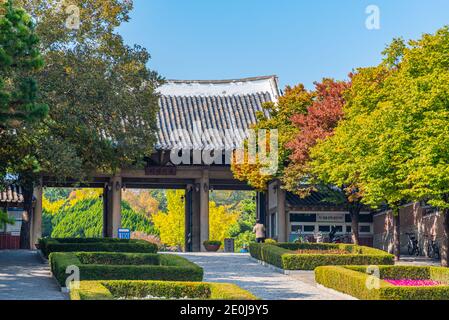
179,253,355,300
397,255,441,267
0,250,67,300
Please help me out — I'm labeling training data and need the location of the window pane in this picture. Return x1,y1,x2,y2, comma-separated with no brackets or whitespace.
291,225,302,233
304,226,315,233
319,225,330,232
290,214,316,223
333,226,343,233
360,225,371,233
346,226,352,233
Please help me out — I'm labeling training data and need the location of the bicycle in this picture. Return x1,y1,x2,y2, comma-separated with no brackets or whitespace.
424,234,440,260
406,233,420,256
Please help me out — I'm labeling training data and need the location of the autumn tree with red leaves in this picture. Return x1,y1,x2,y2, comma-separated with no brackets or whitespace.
283,79,364,245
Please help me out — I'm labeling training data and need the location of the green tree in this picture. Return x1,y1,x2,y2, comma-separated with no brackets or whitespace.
311,27,449,264
2,0,161,248
379,28,449,266
0,209,14,229
0,0,48,127
42,191,155,238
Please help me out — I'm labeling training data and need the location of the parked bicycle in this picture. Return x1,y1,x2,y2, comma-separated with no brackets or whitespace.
406,233,420,256
424,234,440,260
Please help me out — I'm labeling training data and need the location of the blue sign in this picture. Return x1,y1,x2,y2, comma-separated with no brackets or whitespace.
118,228,131,239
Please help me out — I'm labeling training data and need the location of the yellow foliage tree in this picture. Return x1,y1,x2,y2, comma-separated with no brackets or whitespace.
122,190,159,218
68,189,103,207
42,197,65,215
152,190,185,249
152,191,241,250
209,202,240,244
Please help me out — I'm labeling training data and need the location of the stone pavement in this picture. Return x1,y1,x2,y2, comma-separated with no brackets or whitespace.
0,250,67,300
396,255,441,267
178,252,355,300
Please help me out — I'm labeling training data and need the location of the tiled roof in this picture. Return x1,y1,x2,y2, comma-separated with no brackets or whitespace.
0,185,24,204
155,76,279,151
286,190,346,208
156,92,273,151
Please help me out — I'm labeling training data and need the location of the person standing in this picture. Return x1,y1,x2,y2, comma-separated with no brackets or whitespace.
253,220,266,243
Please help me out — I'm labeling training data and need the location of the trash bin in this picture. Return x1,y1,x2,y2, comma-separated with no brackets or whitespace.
224,238,235,253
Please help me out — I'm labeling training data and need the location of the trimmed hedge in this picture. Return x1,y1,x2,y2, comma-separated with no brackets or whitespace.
39,238,158,258
250,243,394,270
70,280,258,300
315,265,449,300
50,252,203,286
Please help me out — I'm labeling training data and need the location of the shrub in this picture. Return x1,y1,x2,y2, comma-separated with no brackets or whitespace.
39,237,158,258
49,252,203,286
315,265,449,300
250,243,394,270
70,280,258,300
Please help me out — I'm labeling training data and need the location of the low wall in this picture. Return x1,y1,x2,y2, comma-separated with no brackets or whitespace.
0,233,20,250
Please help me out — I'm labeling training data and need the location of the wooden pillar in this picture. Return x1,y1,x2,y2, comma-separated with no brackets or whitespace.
106,176,122,238
200,170,209,252
185,186,193,252
277,185,287,243
192,183,201,252
31,184,43,249
102,186,109,238
257,192,267,226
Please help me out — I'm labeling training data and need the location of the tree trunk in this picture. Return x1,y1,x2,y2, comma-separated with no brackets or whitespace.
19,183,34,249
349,205,360,245
441,209,449,267
393,210,401,261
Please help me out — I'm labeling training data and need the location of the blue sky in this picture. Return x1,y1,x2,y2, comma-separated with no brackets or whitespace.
118,0,449,89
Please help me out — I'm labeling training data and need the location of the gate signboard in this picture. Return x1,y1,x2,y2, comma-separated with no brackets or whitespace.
118,228,131,240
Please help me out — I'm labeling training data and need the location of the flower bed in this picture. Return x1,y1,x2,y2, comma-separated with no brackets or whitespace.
384,279,441,287
294,249,348,255
250,243,394,270
315,265,449,300
70,280,258,300
39,237,158,258
50,252,203,287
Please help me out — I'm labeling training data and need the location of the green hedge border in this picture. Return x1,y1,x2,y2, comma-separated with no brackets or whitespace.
250,243,394,270
50,252,203,286
39,238,158,258
70,280,258,300
315,265,449,300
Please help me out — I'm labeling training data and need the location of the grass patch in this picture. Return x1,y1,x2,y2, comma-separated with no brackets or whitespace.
70,280,258,300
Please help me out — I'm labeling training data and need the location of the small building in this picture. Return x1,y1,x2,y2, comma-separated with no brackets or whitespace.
0,185,24,250
264,180,374,246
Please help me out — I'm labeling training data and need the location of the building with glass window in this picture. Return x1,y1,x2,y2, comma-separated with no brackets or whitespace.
262,180,374,246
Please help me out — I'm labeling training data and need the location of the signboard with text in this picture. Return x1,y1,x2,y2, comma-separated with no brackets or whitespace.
316,213,345,223
118,228,131,239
